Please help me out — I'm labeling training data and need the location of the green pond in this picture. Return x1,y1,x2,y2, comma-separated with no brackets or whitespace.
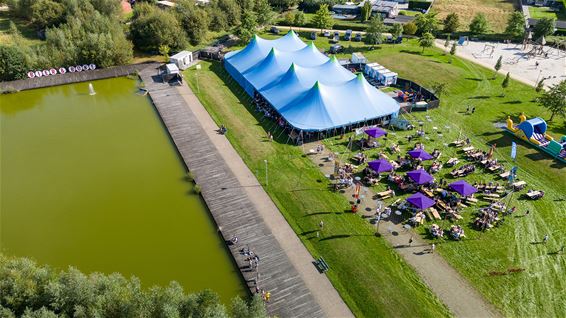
0,77,244,301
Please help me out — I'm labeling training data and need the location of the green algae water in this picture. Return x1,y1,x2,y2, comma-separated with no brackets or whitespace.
0,77,244,301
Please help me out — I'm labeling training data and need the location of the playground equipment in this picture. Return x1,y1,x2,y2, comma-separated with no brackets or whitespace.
473,44,495,58
506,113,566,163
457,36,469,46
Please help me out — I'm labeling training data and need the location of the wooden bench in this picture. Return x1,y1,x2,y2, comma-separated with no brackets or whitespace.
315,257,330,273
429,207,441,220
377,190,393,199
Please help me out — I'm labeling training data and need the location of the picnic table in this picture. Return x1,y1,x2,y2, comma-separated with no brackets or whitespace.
488,165,503,172
462,146,475,152
429,207,441,219
436,200,449,211
446,157,459,166
377,189,394,199
526,191,543,199
484,193,500,198
452,140,466,147
422,189,434,197
465,197,478,204
512,181,526,190
499,171,510,179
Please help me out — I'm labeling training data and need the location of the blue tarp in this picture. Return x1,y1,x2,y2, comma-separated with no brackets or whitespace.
224,31,400,131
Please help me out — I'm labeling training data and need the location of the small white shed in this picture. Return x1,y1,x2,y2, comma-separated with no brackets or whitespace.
351,52,367,64
170,51,193,70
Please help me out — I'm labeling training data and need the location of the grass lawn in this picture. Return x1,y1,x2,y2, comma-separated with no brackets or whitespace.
0,9,42,47
184,62,451,317
528,5,566,20
279,12,369,31
186,33,566,317
431,0,516,33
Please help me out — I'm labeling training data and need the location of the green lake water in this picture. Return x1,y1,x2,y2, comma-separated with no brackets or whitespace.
0,77,244,301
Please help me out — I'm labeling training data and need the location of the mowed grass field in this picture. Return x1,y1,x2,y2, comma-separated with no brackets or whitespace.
0,9,42,47
186,33,566,317
431,0,517,33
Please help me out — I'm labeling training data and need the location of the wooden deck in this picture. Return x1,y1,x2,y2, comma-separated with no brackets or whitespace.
139,67,325,317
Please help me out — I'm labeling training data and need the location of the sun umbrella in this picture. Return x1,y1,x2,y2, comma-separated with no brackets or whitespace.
407,149,433,161
364,127,387,138
449,180,478,197
406,192,436,210
368,159,393,173
407,169,433,185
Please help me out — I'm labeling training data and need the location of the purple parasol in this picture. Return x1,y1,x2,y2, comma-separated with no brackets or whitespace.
407,169,433,185
406,192,436,210
365,127,387,138
449,180,478,197
408,149,433,160
368,159,393,173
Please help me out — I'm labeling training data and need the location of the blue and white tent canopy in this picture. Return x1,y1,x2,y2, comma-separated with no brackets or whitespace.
224,31,400,132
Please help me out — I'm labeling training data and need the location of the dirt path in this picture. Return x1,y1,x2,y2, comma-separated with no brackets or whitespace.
304,145,501,318
174,82,353,318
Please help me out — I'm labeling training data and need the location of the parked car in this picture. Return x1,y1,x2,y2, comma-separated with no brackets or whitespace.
329,44,343,54
354,33,362,42
323,30,331,37
334,31,340,38
344,29,352,41
330,35,339,43
270,26,279,34
310,32,317,40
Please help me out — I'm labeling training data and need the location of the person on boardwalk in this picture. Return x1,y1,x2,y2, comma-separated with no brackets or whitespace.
430,243,436,253
409,236,413,246
543,234,549,244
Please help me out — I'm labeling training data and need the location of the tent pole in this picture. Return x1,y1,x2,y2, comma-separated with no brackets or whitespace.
286,127,293,144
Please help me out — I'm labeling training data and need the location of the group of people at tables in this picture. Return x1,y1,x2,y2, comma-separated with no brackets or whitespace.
429,224,465,240
474,201,509,230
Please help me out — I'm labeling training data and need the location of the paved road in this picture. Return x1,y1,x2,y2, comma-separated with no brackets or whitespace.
306,147,502,318
174,72,354,318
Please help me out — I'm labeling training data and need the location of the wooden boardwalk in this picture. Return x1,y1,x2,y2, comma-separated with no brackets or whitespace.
139,67,325,317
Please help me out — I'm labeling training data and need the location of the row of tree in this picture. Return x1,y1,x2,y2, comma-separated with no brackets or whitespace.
420,11,556,40
0,0,277,81
0,254,267,318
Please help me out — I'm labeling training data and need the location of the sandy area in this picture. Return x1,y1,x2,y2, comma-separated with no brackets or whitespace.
436,40,566,88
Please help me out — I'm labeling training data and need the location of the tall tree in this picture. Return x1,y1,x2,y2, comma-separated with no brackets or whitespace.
443,12,460,33
533,17,555,40
176,0,210,46
0,45,29,81
360,1,372,23
505,11,525,38
415,12,438,35
444,34,450,50
403,22,417,35
268,0,298,10
254,0,274,26
236,11,257,43
130,3,188,52
365,15,386,45
30,0,66,29
494,55,502,79
537,80,566,121
449,42,456,63
216,0,241,26
418,32,435,53
469,13,489,34
311,4,334,31
294,11,306,26
391,23,403,38
501,72,510,96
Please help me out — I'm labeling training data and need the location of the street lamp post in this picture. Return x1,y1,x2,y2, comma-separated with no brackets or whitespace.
264,159,268,187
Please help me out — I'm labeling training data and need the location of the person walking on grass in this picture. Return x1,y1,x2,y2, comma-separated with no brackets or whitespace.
409,236,413,246
319,220,324,231
543,234,549,244
430,243,435,254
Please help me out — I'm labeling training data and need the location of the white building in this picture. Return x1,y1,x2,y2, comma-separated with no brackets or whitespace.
170,51,194,70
